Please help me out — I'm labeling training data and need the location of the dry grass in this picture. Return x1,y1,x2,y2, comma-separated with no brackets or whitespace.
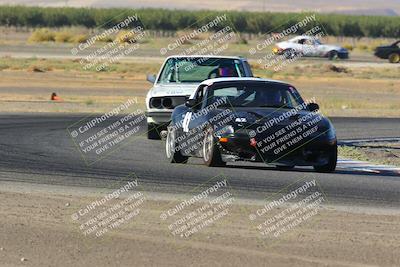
339,145,400,167
115,30,137,44
0,57,160,75
322,36,396,52
0,56,399,116
28,28,89,44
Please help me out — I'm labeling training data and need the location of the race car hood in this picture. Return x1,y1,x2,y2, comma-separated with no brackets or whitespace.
375,44,395,50
231,107,313,121
220,107,333,133
148,83,199,98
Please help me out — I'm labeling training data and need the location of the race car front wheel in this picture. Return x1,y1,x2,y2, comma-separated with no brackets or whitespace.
202,127,226,167
165,127,188,163
388,53,400,63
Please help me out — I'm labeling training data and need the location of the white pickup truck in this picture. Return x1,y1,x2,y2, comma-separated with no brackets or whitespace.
145,55,254,139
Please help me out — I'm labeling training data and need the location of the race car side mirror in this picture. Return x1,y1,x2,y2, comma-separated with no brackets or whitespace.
146,74,156,84
185,99,197,108
307,103,320,112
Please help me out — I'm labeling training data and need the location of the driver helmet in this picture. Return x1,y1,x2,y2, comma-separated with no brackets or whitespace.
218,64,236,77
258,89,282,106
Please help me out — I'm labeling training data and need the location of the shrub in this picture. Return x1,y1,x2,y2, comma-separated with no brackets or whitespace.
115,30,136,43
98,35,114,42
357,44,369,50
27,65,46,72
236,36,248,45
70,34,88,43
176,30,210,41
28,28,55,42
342,44,354,51
54,31,73,42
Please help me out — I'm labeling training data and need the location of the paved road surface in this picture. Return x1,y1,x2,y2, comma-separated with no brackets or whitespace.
0,114,399,207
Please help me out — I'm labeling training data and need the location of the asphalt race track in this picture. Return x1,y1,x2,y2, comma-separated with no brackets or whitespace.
0,113,399,207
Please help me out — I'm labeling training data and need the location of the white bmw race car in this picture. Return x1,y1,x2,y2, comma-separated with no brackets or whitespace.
273,36,349,60
145,55,254,139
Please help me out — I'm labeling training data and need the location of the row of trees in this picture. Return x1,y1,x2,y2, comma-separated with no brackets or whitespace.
0,5,399,38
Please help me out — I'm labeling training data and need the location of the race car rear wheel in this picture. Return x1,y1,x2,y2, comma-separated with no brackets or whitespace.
165,127,188,163
202,127,226,167
388,53,400,63
313,145,337,173
328,50,338,60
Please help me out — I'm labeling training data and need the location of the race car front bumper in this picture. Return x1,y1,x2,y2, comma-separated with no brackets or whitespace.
145,110,173,125
217,132,337,166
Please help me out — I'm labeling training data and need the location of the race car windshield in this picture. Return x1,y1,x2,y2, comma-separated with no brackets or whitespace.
157,58,245,83
207,83,304,109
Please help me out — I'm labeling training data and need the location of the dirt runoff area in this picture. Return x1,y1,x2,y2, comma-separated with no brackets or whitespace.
0,182,399,267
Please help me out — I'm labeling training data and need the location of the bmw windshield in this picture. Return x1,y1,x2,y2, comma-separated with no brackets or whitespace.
157,57,246,83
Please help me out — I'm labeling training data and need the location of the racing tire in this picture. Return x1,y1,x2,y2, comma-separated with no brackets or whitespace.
328,50,339,60
283,49,296,59
388,53,400,63
313,145,337,173
147,123,162,140
202,126,226,167
165,127,188,163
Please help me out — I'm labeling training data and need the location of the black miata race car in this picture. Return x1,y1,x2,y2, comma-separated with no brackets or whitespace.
374,40,400,63
165,78,337,173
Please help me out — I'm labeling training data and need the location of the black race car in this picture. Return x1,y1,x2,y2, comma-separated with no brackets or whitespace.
374,41,400,63
165,78,337,173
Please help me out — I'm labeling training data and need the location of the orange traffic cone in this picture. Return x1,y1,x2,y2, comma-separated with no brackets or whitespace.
51,92,62,101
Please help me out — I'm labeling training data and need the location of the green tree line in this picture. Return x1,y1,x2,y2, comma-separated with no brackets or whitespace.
0,5,399,38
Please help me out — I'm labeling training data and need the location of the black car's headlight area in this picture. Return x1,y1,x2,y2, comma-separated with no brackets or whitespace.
324,125,336,140
215,125,235,137
317,120,336,141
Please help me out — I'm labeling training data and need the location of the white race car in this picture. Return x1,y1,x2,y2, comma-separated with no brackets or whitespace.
145,55,254,139
273,36,349,60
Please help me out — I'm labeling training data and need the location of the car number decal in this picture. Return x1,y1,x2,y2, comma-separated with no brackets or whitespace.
182,112,192,132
